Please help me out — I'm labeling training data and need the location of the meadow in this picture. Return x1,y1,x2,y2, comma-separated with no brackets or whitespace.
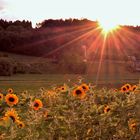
0,73,139,92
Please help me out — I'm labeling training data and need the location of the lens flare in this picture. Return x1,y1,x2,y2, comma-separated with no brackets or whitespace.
98,20,119,34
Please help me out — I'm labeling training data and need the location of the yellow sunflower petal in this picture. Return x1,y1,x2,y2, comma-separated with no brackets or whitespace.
72,87,86,99
33,99,43,111
5,93,19,106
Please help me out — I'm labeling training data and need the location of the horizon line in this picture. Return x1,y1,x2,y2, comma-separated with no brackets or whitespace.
1,18,140,28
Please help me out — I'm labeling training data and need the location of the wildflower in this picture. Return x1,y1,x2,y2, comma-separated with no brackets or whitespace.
7,88,14,94
104,105,111,113
0,93,3,101
1,116,9,121
16,120,25,128
72,87,86,99
5,93,19,106
5,109,19,122
114,89,118,92
59,85,68,93
0,116,11,127
80,83,89,92
124,84,131,91
121,85,127,92
128,119,137,134
33,99,43,111
131,85,138,92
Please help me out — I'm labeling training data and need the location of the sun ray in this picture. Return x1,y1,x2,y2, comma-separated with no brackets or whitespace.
111,28,139,82
13,24,95,52
115,31,130,58
12,24,97,64
44,26,100,57
86,32,103,75
110,31,124,84
95,32,107,85
117,29,137,55
120,27,140,49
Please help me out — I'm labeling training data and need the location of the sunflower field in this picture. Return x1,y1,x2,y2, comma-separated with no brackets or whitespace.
0,82,140,140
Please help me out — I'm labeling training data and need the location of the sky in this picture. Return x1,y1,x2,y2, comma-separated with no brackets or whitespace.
0,0,140,27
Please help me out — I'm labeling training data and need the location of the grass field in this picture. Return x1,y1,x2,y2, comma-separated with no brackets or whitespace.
0,52,140,93
0,74,139,93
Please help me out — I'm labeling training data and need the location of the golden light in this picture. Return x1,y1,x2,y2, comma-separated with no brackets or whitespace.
98,20,119,34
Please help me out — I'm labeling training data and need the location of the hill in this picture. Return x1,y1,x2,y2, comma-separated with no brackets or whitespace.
0,19,140,62
0,19,140,76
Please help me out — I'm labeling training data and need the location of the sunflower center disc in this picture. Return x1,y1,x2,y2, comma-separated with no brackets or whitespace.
9,97,15,102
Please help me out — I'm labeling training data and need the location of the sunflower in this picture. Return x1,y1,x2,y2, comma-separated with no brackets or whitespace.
114,89,118,92
1,116,9,121
121,85,127,93
5,93,19,106
0,93,4,101
131,85,138,92
15,120,25,128
125,84,131,91
104,106,111,113
59,85,68,93
5,109,19,122
7,88,14,94
80,83,89,92
60,86,65,91
0,116,11,127
72,87,86,99
130,123,136,129
129,122,137,134
33,99,43,111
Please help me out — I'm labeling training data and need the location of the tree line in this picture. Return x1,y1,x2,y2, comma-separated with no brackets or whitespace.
0,18,140,57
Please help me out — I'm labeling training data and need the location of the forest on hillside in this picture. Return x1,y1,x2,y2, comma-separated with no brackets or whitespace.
0,18,140,58
0,18,140,76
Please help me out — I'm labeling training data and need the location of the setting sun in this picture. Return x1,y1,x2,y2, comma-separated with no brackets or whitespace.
98,20,119,34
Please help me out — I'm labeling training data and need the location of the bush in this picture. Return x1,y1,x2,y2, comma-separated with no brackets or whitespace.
14,62,30,74
0,57,15,76
28,61,87,74
64,62,87,74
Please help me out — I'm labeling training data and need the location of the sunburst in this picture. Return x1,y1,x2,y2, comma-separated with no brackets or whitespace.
98,20,119,34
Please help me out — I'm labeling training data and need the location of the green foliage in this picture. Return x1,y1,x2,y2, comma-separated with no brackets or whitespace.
0,83,139,140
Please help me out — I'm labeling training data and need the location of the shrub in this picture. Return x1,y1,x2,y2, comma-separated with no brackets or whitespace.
14,62,30,74
0,57,15,76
